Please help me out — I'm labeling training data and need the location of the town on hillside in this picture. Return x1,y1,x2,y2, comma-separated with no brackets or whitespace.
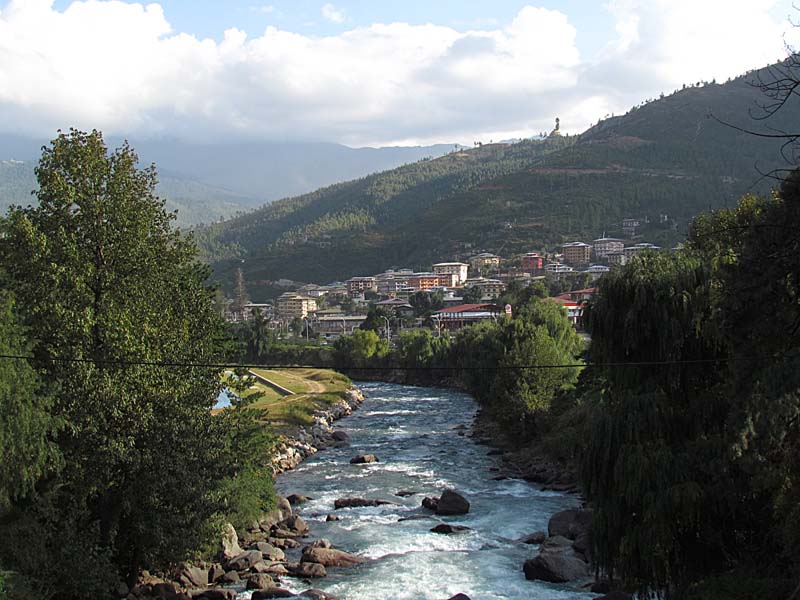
225,218,669,341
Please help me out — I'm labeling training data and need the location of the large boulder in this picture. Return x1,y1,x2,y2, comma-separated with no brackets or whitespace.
260,496,293,530
252,561,290,576
218,523,243,561
301,546,365,567
445,595,472,600
226,549,263,571
349,454,379,464
286,494,311,506
177,564,208,589
518,531,547,545
252,542,285,562
436,490,470,515
280,515,310,535
300,590,341,600
251,589,297,599
522,535,591,583
421,497,439,511
334,498,392,509
289,562,327,578
547,509,592,541
190,591,237,600
246,573,275,590
430,524,471,534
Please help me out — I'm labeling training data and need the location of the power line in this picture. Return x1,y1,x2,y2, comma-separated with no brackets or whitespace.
0,352,764,371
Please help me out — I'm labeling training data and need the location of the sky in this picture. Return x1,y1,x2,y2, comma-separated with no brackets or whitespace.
1,0,799,146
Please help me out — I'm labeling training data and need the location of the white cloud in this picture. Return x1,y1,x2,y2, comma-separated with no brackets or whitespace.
251,4,274,14
0,1,795,146
321,3,345,24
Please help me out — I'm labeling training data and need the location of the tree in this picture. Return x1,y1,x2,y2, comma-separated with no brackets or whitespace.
0,130,272,596
0,290,60,509
462,285,484,304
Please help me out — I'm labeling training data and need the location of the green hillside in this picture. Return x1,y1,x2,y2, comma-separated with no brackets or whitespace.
196,63,798,298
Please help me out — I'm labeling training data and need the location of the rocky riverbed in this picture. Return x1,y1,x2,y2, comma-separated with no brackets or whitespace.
124,383,629,600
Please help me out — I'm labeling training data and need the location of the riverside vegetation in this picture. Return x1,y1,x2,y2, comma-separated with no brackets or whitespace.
233,171,800,597
0,130,278,599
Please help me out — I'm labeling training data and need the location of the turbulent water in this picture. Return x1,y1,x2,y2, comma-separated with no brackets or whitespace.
244,382,594,600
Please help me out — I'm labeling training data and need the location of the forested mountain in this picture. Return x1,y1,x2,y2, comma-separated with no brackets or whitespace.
0,135,458,225
198,62,796,298
0,159,257,227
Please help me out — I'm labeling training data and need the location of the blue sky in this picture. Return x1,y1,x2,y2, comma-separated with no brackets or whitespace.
4,1,800,145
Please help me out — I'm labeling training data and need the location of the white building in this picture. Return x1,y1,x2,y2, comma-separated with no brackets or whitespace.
432,262,469,285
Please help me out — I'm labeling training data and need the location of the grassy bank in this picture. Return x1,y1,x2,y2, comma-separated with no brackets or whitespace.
221,368,351,434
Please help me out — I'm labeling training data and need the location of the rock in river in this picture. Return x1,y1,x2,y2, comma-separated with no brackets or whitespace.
436,489,470,515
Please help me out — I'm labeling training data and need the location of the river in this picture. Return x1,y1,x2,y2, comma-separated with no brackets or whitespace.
245,382,594,600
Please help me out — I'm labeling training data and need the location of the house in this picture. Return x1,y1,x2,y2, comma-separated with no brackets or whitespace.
315,314,369,337
346,276,377,297
562,242,592,266
408,273,441,291
466,278,506,298
276,293,317,320
545,262,575,279
556,287,597,303
583,265,610,281
469,253,501,271
432,262,469,285
623,243,661,261
622,217,645,237
607,252,626,267
521,252,545,275
432,303,504,332
376,298,415,317
592,237,624,260
545,297,583,327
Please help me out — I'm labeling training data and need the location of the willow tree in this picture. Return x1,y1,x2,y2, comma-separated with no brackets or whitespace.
0,130,272,597
580,252,733,596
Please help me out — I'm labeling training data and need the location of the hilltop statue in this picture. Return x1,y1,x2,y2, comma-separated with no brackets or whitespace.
549,117,562,137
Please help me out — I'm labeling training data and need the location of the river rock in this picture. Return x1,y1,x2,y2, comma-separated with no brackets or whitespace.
246,573,275,590
270,515,309,538
190,591,237,600
518,531,547,545
349,454,379,464
260,497,293,530
287,494,311,506
289,562,327,578
331,430,349,442
326,514,341,521
547,509,592,541
334,497,392,509
269,536,301,549
221,570,240,584
437,489,470,515
252,542,285,561
218,523,244,561
151,582,182,598
395,490,415,497
421,496,439,511
522,535,591,583
251,589,296,599
226,549,263,571
252,561,290,576
445,595,471,600
430,524,471,534
309,538,332,549
301,546,365,567
208,563,225,583
178,564,208,589
300,589,341,600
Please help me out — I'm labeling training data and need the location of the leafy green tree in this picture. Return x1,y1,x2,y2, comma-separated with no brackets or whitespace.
0,291,60,509
0,130,273,596
246,308,274,361
461,285,484,303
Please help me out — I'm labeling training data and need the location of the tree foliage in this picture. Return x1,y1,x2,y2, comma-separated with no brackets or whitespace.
0,130,274,597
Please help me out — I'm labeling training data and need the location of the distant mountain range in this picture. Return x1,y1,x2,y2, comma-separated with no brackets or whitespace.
195,61,799,300
0,135,459,226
